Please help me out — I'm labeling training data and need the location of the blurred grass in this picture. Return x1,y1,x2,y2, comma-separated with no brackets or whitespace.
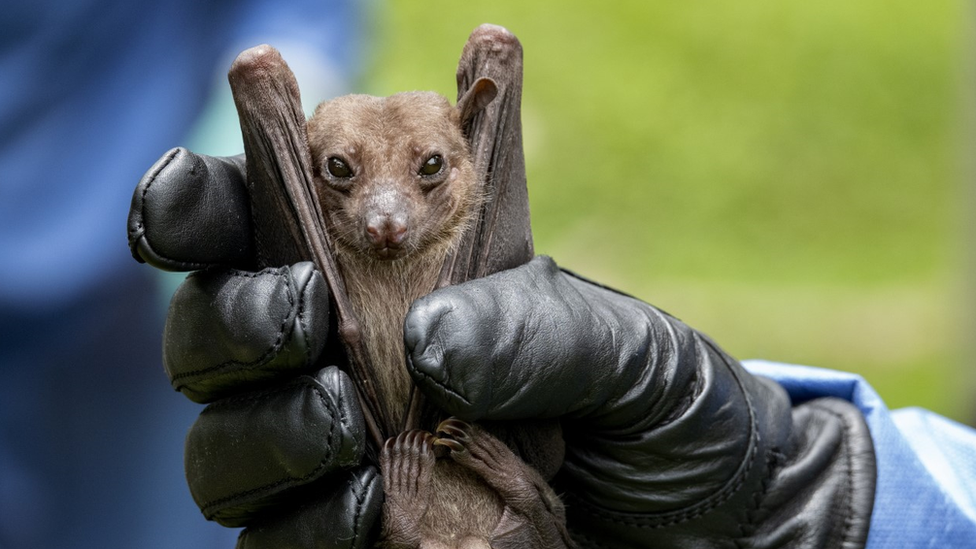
362,1,975,421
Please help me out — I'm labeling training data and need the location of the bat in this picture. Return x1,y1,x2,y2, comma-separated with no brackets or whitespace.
227,24,571,548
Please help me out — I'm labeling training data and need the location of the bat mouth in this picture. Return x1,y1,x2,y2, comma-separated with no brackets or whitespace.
371,245,408,260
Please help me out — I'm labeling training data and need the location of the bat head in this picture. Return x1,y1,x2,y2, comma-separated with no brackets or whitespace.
308,79,497,262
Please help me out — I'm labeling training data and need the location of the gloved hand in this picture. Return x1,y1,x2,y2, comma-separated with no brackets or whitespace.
128,148,382,549
130,148,878,549
404,257,878,549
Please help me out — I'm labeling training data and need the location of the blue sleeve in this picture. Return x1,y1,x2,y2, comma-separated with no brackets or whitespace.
743,360,976,547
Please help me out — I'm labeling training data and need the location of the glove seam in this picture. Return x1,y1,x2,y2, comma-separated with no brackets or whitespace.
735,401,872,549
130,147,211,271
198,379,339,516
573,530,612,549
128,149,175,257
170,267,299,387
405,356,474,410
804,400,861,549
566,342,762,529
561,266,684,322
568,432,759,528
734,451,783,547
349,467,378,548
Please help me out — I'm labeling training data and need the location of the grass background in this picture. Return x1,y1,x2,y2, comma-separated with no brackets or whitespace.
357,0,975,422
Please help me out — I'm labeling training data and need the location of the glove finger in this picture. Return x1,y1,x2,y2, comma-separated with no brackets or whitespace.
236,465,383,549
186,366,366,527
164,262,329,403
406,254,761,428
406,255,709,425
404,255,633,420
128,148,254,271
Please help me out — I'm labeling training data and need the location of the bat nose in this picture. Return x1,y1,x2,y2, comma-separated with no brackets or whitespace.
365,216,408,249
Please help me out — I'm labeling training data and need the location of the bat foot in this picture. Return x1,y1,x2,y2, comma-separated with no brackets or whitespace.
434,418,574,549
433,418,471,454
434,418,531,498
379,430,436,548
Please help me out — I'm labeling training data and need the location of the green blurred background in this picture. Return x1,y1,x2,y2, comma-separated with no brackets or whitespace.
357,0,975,422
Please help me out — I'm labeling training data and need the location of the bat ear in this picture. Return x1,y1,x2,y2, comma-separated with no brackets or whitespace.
456,77,498,125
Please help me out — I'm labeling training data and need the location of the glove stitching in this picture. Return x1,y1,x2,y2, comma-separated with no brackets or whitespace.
171,268,299,386
567,337,761,529
297,272,314,368
348,467,378,548
129,148,178,240
405,358,473,410
569,429,759,529
733,451,782,547
806,401,859,549
199,367,317,410
131,148,210,271
198,380,339,515
573,530,612,549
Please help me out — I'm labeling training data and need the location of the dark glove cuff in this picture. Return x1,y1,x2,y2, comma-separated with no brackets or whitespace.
555,276,878,548
565,395,876,549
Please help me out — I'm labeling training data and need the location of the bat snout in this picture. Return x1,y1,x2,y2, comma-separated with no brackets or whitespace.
364,213,409,258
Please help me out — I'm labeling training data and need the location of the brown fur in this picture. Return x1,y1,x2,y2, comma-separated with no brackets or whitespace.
309,92,482,429
307,91,571,549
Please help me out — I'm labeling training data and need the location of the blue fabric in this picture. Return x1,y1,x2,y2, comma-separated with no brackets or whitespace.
0,1,359,547
744,360,976,548
0,275,238,548
0,0,362,308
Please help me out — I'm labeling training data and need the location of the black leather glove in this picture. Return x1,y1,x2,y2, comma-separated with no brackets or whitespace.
128,148,382,548
404,256,877,549
131,148,878,549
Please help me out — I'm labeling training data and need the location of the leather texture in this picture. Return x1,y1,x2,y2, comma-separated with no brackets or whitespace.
132,151,384,548
405,255,877,549
163,261,330,403
236,466,383,549
127,147,253,271
186,366,366,527
133,149,877,548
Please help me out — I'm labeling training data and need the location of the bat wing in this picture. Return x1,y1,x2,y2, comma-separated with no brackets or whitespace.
441,24,533,286
226,26,535,449
407,24,536,433
228,45,386,449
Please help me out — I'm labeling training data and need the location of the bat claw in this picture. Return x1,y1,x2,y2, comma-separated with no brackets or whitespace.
432,437,465,453
436,418,471,440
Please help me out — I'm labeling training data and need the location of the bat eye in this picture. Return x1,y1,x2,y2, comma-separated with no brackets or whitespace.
419,155,443,176
327,157,353,178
